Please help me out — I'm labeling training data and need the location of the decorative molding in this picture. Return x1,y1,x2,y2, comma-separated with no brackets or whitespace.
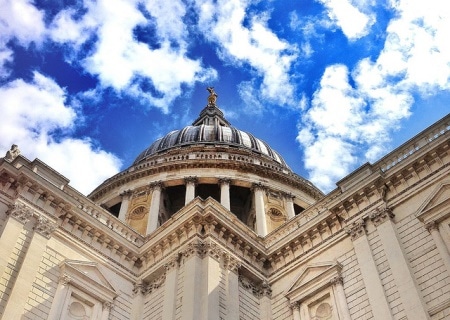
149,180,164,190
370,207,394,227
251,182,267,192
345,219,366,241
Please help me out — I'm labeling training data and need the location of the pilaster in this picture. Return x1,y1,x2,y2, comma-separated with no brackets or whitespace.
346,219,393,319
162,256,179,320
371,208,430,320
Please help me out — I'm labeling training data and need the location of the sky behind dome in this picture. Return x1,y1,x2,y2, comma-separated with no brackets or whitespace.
0,0,449,194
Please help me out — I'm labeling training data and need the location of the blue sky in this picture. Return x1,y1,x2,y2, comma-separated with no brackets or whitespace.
0,0,449,195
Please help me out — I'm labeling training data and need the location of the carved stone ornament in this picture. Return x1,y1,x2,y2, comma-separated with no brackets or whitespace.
223,255,241,273
184,176,198,185
4,144,20,162
345,219,366,241
149,180,164,190
129,206,146,220
425,221,439,232
34,215,57,238
7,203,33,224
290,301,300,310
238,275,272,298
370,207,394,227
251,182,267,192
330,276,344,286
59,274,71,286
103,301,113,311
218,177,231,185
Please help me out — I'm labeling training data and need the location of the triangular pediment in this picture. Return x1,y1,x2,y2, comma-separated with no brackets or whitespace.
416,179,450,223
61,260,118,301
285,261,342,302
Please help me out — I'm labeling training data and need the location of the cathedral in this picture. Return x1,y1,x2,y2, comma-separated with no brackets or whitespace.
0,89,449,320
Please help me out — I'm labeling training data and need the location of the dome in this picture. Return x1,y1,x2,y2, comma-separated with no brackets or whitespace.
133,124,289,168
133,88,290,169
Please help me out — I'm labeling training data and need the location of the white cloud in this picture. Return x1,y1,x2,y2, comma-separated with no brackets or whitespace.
49,0,216,112
0,72,121,194
0,0,47,76
195,0,297,105
318,0,375,40
299,0,450,192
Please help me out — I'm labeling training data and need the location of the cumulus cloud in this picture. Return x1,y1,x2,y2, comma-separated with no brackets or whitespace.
0,0,46,76
48,0,216,112
194,0,298,106
298,0,450,192
318,0,375,40
0,72,121,194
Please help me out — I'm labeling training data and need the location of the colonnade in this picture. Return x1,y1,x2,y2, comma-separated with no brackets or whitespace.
116,177,297,236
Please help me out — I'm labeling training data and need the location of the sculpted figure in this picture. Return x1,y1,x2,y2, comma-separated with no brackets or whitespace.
4,144,20,161
207,87,218,105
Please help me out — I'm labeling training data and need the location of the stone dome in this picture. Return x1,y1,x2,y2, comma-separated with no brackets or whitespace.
133,95,290,169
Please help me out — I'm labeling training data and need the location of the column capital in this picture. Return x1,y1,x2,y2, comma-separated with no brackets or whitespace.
164,255,179,271
330,275,344,286
149,180,164,190
103,301,113,311
6,203,33,225
370,207,394,227
425,221,439,232
119,189,133,198
251,182,267,192
345,219,366,241
218,177,232,185
184,176,198,185
223,255,241,273
280,191,295,200
290,301,300,310
33,215,57,239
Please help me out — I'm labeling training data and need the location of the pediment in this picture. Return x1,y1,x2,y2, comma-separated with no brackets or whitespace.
416,179,450,223
285,261,342,303
61,260,118,301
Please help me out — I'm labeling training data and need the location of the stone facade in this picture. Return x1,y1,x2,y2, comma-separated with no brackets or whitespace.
0,104,449,319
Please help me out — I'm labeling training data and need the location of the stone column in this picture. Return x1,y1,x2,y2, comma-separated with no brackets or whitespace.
426,221,450,275
330,276,351,320
371,208,430,320
291,302,301,320
118,190,132,222
147,182,163,235
2,216,56,319
253,183,267,237
184,177,198,205
162,257,178,320
219,178,231,210
284,193,296,219
346,219,393,320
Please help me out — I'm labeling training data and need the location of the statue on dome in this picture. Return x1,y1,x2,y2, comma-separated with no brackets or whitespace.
207,87,217,105
4,144,20,162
